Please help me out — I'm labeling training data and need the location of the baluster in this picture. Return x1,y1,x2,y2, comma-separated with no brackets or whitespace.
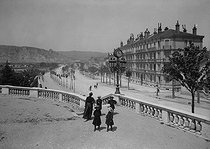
133,102,136,110
190,119,196,132
169,113,174,125
184,117,190,130
154,108,158,118
144,105,147,115
174,115,179,126
158,109,162,121
196,121,202,135
147,106,150,116
179,116,184,129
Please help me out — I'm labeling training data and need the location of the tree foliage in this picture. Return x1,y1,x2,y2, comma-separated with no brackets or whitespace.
0,61,42,87
162,44,209,113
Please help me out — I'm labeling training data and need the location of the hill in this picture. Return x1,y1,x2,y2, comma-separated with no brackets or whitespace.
0,45,70,63
58,51,107,62
0,45,107,63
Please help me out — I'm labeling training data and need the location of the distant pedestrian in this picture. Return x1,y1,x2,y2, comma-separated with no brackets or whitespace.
92,105,102,131
156,85,160,96
83,92,95,120
108,96,117,111
106,106,114,132
89,85,92,91
96,96,102,111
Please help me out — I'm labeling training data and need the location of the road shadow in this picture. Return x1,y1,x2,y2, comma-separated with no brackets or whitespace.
109,126,117,132
99,126,106,131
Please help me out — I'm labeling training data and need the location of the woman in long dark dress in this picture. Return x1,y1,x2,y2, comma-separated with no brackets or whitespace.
83,92,95,120
92,105,101,131
108,96,117,111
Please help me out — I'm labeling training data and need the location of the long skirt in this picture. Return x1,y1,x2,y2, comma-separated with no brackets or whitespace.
92,116,101,126
83,104,93,119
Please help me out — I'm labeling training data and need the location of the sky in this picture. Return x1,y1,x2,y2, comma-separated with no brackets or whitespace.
0,0,210,52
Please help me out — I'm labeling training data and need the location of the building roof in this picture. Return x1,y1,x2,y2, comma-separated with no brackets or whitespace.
147,29,204,41
122,29,204,48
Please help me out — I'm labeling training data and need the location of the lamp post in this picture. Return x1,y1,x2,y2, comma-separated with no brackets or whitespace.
108,48,126,94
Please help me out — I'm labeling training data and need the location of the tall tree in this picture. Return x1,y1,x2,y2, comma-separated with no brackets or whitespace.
162,44,209,113
0,61,19,85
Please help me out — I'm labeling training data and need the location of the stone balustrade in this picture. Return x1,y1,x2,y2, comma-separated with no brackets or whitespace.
102,94,210,140
0,85,86,108
1,85,209,139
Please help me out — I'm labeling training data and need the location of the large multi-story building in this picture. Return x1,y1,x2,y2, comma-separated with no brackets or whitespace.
119,21,204,89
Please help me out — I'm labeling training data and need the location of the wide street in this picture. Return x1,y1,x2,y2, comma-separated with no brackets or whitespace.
41,70,210,118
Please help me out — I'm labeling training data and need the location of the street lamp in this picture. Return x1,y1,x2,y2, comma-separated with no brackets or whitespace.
108,48,126,94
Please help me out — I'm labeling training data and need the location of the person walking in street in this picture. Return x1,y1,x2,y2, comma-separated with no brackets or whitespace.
156,85,160,96
105,106,114,132
83,92,95,121
96,96,102,111
108,96,117,111
92,105,102,131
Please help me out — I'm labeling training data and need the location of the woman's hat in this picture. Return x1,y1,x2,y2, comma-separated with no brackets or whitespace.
97,96,101,98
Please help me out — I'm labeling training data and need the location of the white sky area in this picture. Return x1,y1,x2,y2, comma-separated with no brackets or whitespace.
0,0,210,52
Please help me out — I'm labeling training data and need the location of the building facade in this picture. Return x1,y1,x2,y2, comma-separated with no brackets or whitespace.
119,21,204,89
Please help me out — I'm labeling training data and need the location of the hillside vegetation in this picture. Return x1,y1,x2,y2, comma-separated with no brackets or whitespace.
0,45,107,63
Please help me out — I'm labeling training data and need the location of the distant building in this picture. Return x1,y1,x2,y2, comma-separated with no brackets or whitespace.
119,21,204,89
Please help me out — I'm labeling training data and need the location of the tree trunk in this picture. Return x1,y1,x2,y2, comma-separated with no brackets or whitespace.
172,79,175,98
197,91,200,103
109,73,111,85
191,91,195,113
120,74,122,87
114,72,116,85
128,77,130,89
100,72,102,82
106,73,108,84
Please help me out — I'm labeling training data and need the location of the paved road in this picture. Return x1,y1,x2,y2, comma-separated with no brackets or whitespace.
41,70,210,118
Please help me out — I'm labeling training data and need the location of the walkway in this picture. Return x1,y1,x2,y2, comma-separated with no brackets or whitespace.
0,95,209,149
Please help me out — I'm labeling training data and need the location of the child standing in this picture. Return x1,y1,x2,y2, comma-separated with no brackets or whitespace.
92,105,101,131
105,107,114,132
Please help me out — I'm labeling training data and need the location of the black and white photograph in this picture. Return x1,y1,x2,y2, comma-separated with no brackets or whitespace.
0,0,210,148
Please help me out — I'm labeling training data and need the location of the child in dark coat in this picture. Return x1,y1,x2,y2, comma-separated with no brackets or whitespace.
92,105,102,131
105,107,114,132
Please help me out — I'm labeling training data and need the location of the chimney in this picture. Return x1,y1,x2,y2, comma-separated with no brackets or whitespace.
144,28,150,38
120,41,123,47
154,28,157,34
182,25,187,32
192,24,197,35
164,27,169,31
147,29,150,36
158,23,162,33
127,39,130,44
140,32,143,40
175,20,180,32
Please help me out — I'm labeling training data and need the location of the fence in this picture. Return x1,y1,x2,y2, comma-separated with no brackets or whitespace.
0,85,85,108
101,93,210,140
1,85,209,140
